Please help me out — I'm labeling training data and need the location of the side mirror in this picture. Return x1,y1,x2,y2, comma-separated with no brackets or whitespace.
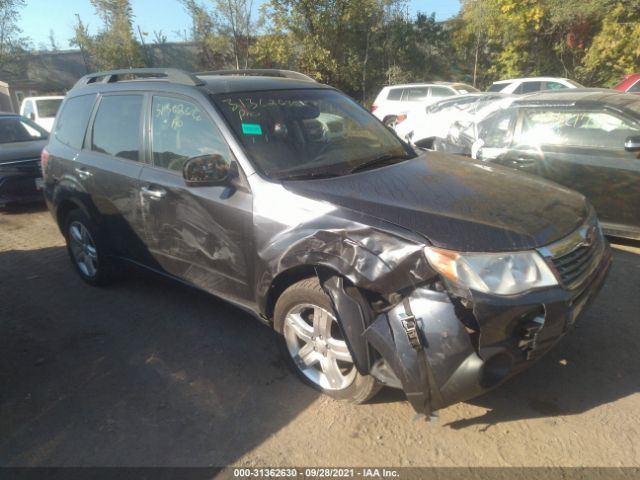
29,113,36,121
624,135,640,152
183,154,236,187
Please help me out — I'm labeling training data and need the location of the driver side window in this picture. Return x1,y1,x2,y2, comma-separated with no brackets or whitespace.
151,96,231,172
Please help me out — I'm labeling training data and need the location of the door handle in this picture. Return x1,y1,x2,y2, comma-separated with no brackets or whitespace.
75,167,93,179
141,185,167,200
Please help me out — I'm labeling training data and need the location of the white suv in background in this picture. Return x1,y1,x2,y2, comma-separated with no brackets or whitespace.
371,82,478,127
488,77,582,94
19,96,64,132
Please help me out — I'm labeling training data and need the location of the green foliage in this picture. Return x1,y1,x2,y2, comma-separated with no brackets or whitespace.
72,0,144,70
0,0,28,71
578,2,640,86
180,0,252,70
452,0,640,88
251,0,451,102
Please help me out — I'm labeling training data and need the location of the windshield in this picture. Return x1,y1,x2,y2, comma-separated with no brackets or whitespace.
213,89,414,180
36,99,63,118
0,116,48,143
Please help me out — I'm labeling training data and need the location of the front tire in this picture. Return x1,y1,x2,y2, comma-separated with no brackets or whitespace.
274,278,380,403
63,209,116,286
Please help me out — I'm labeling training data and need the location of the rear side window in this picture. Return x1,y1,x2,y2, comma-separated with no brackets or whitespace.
430,86,453,99
488,82,509,92
91,95,143,161
628,80,640,93
151,96,231,172
404,87,428,101
545,81,568,91
515,81,543,94
55,94,96,149
386,88,403,101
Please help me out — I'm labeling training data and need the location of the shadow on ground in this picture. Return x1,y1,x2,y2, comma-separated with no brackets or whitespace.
1,244,639,464
0,246,318,466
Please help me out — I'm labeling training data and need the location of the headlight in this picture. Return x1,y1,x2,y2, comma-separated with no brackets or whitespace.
424,247,558,295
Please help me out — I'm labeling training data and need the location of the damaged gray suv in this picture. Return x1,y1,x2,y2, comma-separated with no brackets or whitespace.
43,68,611,416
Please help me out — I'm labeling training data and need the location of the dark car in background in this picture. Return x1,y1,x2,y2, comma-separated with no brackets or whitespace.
42,69,610,416
0,113,48,208
472,89,640,240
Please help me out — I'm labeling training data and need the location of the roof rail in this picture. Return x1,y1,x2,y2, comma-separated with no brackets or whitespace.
74,68,205,88
197,69,317,83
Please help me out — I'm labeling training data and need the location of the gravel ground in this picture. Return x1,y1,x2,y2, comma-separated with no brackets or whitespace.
0,206,639,468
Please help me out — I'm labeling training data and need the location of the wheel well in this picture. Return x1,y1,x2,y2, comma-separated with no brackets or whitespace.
383,115,396,123
56,199,80,230
266,265,340,321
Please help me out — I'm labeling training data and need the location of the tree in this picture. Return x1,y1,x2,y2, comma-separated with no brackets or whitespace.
452,0,560,87
48,30,59,51
180,0,231,70
381,10,452,85
72,0,144,71
577,2,640,86
215,0,254,69
252,0,410,99
0,0,28,71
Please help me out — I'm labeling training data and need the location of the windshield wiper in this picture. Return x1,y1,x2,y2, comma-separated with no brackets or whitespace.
276,171,342,181
349,153,413,174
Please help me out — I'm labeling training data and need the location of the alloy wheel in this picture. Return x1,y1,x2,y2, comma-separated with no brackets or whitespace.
68,221,98,278
283,303,357,390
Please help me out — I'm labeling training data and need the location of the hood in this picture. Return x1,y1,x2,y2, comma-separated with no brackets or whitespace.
282,152,588,252
0,139,47,165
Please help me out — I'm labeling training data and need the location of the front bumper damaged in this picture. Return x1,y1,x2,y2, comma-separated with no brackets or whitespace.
324,244,612,416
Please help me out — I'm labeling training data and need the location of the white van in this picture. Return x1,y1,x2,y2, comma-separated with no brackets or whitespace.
20,96,64,132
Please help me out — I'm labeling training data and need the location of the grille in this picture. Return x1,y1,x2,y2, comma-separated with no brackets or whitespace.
548,223,604,295
553,244,597,288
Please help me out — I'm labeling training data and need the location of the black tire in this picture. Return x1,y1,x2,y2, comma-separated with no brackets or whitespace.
63,208,117,287
274,277,380,403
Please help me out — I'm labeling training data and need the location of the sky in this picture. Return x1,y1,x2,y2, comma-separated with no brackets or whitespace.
19,0,462,50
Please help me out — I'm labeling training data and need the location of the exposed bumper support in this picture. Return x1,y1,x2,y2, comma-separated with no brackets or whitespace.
366,247,612,415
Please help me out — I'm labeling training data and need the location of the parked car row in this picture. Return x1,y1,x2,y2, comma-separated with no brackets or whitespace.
371,81,478,127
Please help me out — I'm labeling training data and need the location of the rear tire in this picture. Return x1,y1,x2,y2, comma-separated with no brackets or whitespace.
274,278,380,403
63,209,117,287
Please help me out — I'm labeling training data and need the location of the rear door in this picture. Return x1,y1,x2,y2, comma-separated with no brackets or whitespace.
76,93,148,261
138,93,254,305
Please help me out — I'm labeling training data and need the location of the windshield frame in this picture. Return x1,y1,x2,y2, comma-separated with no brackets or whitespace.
210,88,416,181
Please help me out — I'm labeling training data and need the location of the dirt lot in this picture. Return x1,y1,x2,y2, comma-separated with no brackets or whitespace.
1,206,639,468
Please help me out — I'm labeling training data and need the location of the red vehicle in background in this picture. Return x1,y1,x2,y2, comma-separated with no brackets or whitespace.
614,74,640,94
